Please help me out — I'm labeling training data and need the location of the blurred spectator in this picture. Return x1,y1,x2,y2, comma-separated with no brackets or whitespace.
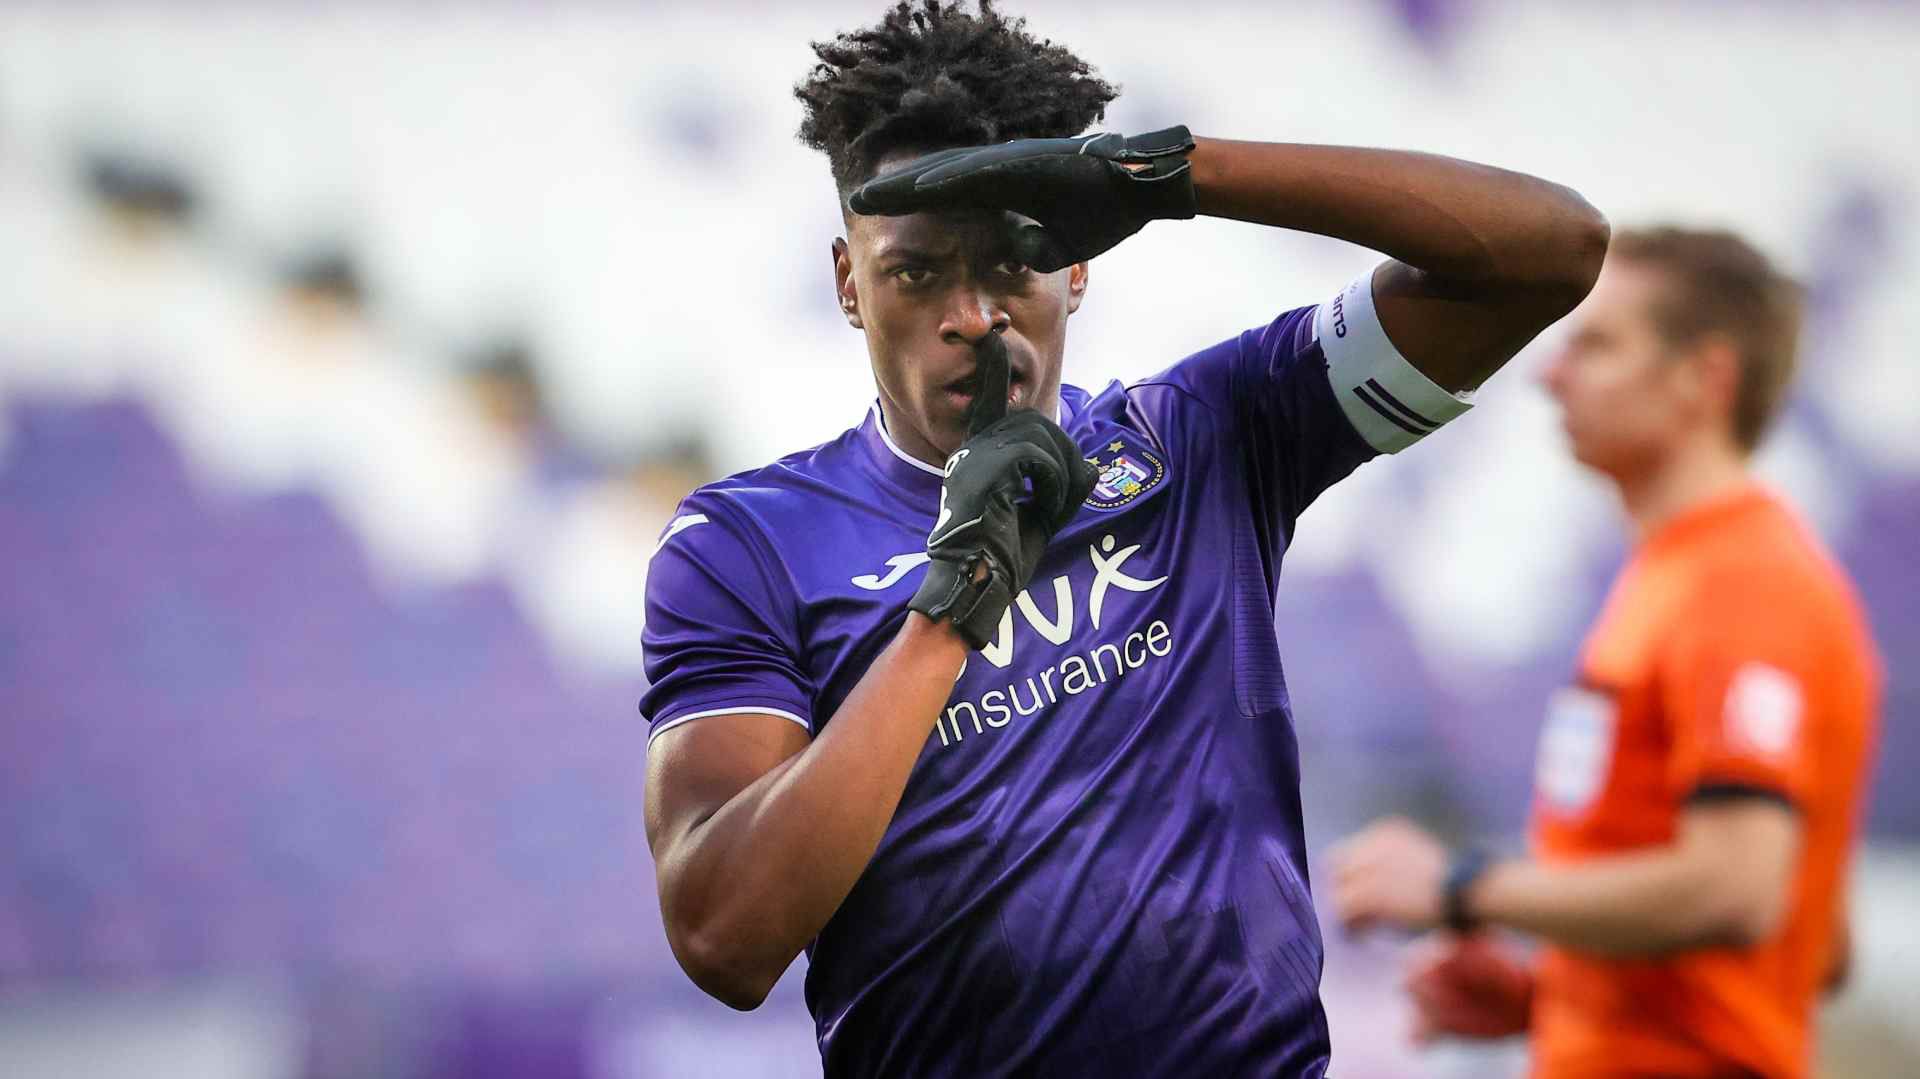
510,434,713,676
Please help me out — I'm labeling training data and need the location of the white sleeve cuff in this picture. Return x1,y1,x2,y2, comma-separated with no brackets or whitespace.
646,705,812,749
1314,268,1474,454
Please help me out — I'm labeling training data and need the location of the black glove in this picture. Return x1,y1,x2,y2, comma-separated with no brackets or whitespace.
909,335,1095,649
847,126,1198,273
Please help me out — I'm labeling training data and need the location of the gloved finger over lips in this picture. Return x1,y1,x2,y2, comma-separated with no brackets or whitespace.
966,333,1012,436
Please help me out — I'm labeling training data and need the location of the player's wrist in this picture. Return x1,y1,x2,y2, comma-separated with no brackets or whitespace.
909,554,1013,650
1442,847,1496,932
901,608,974,655
1114,125,1198,221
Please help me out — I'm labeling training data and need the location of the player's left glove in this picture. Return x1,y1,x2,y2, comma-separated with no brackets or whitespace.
909,335,1095,649
847,126,1198,273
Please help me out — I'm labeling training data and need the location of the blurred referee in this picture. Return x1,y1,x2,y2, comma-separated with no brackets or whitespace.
1333,228,1881,1079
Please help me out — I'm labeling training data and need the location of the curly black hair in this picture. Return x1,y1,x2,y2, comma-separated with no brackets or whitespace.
795,0,1118,195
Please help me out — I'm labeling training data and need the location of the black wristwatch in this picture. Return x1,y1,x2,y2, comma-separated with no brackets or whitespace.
1442,847,1494,932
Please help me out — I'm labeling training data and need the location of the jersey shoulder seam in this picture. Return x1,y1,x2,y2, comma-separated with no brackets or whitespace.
670,484,811,646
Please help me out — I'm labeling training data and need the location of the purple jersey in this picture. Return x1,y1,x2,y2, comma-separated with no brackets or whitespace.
642,277,1471,1078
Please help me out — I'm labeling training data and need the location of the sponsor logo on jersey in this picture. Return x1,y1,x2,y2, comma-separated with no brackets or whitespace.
934,532,1171,749
849,531,1174,751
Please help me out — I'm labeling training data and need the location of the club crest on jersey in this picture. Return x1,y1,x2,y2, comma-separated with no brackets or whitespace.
1084,436,1167,512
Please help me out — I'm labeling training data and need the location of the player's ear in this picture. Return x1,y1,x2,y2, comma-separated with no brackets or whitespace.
1066,260,1089,315
832,237,863,330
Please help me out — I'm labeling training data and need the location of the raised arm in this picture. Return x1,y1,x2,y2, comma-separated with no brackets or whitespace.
851,131,1608,393
1187,139,1609,392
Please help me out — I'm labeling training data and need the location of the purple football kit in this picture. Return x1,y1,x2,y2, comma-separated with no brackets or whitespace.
641,274,1471,1077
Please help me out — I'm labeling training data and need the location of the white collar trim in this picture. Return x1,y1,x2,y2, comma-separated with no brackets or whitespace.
870,402,947,477
869,396,1070,478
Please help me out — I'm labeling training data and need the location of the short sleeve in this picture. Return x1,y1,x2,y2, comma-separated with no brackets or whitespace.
639,496,814,746
1135,265,1472,538
1659,576,1820,806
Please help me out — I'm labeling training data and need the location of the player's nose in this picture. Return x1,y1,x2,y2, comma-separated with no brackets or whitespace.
938,286,1010,345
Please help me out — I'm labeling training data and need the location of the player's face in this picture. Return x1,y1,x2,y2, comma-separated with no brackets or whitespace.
1540,261,1702,479
834,156,1087,463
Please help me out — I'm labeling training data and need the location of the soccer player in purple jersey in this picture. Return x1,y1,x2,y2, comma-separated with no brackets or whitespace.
640,3,1607,1076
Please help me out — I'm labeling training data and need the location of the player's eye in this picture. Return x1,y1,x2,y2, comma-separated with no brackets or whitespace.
993,259,1028,277
893,267,935,286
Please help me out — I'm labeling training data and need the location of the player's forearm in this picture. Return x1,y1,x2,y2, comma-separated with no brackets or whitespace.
1187,138,1607,297
1467,850,1770,958
658,614,966,1008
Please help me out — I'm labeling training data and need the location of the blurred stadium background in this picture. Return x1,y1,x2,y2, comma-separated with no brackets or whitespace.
0,2,1914,1076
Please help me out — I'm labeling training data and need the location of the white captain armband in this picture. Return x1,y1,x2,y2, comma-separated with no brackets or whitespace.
1314,270,1474,453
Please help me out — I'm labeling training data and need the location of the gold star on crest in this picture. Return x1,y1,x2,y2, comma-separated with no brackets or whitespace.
1108,440,1125,453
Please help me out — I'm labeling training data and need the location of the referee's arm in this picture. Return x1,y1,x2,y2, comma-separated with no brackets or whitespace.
1187,139,1609,392
1330,803,1799,957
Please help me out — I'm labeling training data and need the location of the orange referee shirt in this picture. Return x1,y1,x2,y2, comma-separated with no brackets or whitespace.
1526,485,1880,1079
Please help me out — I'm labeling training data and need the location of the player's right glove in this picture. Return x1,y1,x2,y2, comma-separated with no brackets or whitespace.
909,337,1095,649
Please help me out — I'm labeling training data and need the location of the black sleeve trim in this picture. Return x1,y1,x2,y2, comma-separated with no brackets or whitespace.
1686,782,1796,811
